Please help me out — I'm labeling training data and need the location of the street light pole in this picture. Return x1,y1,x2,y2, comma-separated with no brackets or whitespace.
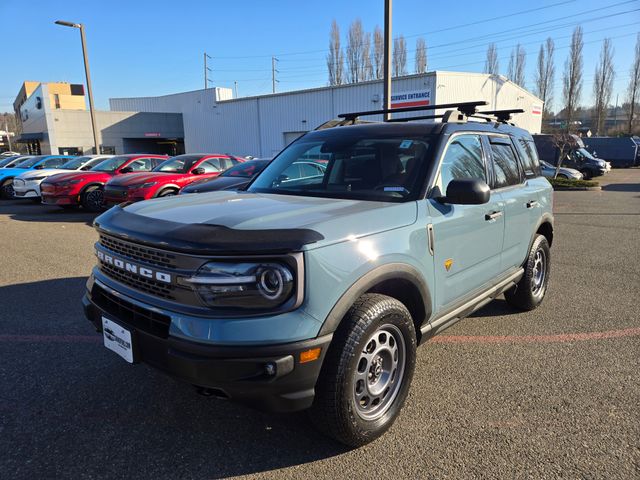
55,20,100,154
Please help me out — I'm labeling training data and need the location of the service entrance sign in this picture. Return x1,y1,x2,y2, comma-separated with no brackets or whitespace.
391,90,431,109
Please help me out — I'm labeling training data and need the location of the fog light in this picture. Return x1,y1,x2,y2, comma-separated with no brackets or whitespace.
299,348,321,364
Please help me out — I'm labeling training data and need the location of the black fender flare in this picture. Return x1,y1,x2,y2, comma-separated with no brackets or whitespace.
525,213,554,262
318,262,432,336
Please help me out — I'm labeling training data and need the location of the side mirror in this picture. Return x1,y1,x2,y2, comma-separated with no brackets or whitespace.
34,164,45,170
119,166,132,174
439,178,490,205
192,167,206,175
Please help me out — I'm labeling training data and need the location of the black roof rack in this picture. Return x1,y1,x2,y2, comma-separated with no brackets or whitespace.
338,101,488,123
478,108,525,122
386,114,443,123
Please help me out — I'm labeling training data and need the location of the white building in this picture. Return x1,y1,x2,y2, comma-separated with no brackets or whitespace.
110,71,543,158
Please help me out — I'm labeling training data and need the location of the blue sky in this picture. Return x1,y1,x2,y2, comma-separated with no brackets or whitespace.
1,0,638,112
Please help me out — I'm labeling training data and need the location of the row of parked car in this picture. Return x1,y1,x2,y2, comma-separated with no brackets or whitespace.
0,153,274,210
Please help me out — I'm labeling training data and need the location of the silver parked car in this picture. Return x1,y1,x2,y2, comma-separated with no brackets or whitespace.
540,160,583,180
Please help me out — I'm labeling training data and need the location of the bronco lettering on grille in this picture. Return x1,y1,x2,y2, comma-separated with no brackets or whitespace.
96,250,172,283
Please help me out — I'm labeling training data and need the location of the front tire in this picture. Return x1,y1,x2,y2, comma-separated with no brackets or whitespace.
80,185,105,212
581,170,592,180
504,234,551,311
0,179,14,199
309,293,417,447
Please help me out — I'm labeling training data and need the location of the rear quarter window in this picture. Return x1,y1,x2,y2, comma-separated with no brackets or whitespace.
517,138,542,178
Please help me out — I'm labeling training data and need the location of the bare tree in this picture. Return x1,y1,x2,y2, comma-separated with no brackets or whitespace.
346,19,367,83
373,26,384,80
535,38,555,116
507,44,526,87
393,35,407,77
326,20,344,86
415,38,427,74
362,31,373,81
627,33,640,134
592,38,615,135
484,43,499,75
562,26,584,131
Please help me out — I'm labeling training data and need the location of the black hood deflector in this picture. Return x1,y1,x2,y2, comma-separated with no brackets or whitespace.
94,206,324,255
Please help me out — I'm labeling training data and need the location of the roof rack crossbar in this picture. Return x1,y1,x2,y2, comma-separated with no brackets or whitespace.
338,101,488,122
385,114,444,123
478,108,525,122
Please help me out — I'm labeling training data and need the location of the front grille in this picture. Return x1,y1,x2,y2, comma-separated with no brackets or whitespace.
100,263,175,300
92,284,171,338
99,234,177,269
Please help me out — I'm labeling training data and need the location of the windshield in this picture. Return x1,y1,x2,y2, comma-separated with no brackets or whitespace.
0,156,18,167
575,148,597,161
249,134,434,202
2,156,32,168
153,155,202,173
91,155,130,172
60,156,96,170
14,156,45,168
221,160,269,178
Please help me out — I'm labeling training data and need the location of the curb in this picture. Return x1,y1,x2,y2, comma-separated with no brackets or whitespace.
552,186,602,191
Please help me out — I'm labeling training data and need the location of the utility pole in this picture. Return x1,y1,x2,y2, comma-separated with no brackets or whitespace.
383,0,392,121
272,56,279,94
204,52,212,89
613,93,619,130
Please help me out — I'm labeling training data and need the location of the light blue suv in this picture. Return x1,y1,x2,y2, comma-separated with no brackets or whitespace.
83,102,553,446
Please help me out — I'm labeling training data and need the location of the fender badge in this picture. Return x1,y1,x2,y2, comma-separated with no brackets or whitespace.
444,259,454,272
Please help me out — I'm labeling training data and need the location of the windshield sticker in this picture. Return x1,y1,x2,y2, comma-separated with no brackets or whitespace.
399,140,413,149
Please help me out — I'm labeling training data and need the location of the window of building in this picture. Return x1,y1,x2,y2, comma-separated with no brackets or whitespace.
54,94,61,109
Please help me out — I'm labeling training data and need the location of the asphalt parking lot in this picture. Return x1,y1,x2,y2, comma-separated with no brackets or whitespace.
1,169,639,479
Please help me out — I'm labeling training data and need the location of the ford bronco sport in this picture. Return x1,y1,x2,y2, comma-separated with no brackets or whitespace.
83,101,554,446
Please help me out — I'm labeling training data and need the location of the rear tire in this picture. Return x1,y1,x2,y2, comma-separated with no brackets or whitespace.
580,170,592,180
309,293,416,447
504,234,550,311
80,185,105,212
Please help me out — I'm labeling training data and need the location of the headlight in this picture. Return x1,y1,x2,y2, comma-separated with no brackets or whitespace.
185,261,295,309
59,179,83,186
131,181,157,189
27,176,46,181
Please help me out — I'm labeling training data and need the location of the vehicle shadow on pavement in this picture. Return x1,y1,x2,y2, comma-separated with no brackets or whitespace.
601,183,640,192
0,278,349,479
470,298,520,318
1,200,99,225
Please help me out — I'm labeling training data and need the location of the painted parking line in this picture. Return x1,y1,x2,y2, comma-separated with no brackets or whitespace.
430,327,640,344
1,328,640,345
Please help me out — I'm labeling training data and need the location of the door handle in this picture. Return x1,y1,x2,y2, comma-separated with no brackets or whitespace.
526,200,539,209
485,211,503,221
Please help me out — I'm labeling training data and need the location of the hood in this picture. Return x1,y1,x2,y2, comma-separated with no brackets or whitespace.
182,176,248,193
43,171,112,184
17,168,72,180
0,167,30,178
97,191,418,253
107,172,175,187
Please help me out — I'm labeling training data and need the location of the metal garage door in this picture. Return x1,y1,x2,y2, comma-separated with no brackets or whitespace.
283,131,307,147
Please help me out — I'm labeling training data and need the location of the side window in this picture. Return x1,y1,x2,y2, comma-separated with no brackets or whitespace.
43,157,67,168
437,135,486,193
517,139,541,177
151,157,166,169
128,158,154,171
299,162,324,177
200,159,221,173
490,140,523,188
220,158,237,170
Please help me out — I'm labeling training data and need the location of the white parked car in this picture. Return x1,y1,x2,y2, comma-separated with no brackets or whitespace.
13,155,112,200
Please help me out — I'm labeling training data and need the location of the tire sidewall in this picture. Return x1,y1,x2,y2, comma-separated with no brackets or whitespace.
81,185,104,212
525,235,551,306
337,300,416,442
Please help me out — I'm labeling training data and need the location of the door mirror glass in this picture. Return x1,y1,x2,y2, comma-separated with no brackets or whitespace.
441,178,490,205
192,167,206,175
119,166,132,174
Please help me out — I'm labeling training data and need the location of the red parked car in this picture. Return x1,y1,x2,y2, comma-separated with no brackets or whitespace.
103,154,243,206
41,154,168,211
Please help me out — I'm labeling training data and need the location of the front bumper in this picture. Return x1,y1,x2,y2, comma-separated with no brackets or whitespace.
13,181,41,198
83,279,331,413
41,193,77,205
